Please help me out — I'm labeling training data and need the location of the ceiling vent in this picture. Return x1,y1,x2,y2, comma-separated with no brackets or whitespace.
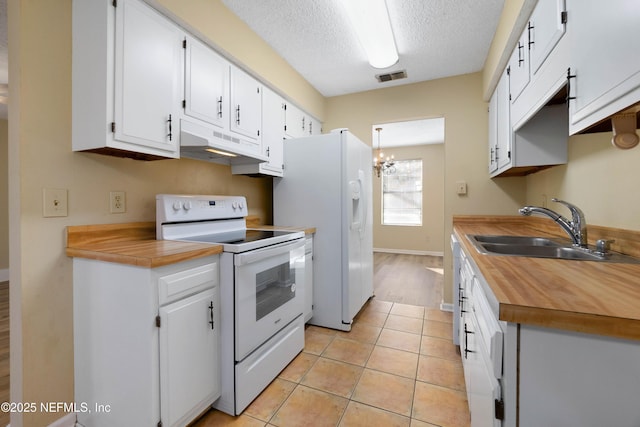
375,70,407,83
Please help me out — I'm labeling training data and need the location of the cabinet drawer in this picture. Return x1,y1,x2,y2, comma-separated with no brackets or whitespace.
158,261,218,305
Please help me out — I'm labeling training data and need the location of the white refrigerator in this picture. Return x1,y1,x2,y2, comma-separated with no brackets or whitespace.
273,130,374,331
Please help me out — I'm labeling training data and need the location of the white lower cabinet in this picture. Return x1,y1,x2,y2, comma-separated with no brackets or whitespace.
454,236,640,427
74,256,220,427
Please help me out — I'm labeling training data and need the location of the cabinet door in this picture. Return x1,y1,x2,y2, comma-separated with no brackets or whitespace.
114,0,182,156
259,86,285,175
468,311,502,427
309,117,322,135
184,35,229,130
568,0,640,133
495,72,512,171
285,103,306,138
488,89,498,173
159,287,220,427
489,70,511,175
528,0,566,76
508,31,530,104
230,67,262,146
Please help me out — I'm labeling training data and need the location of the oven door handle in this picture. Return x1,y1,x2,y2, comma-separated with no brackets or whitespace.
234,239,305,266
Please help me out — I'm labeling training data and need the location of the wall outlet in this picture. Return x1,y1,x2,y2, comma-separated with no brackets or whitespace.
110,191,126,214
43,188,68,217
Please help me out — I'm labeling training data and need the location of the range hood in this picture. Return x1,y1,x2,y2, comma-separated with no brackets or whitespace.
180,119,268,166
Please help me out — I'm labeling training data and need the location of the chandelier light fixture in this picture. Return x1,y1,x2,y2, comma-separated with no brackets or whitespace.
342,0,398,69
373,127,395,178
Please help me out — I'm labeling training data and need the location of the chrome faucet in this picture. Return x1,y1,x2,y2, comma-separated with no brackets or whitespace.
519,198,588,248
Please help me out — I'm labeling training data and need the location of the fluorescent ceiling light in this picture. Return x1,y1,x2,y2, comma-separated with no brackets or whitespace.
342,0,398,69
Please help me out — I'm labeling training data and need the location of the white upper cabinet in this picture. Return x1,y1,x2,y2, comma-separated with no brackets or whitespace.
232,86,285,176
489,71,512,176
73,0,182,159
528,0,566,75
568,0,640,134
183,35,229,130
284,103,307,139
285,103,321,138
230,66,262,151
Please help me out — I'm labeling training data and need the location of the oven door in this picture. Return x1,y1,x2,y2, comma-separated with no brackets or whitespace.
234,238,305,361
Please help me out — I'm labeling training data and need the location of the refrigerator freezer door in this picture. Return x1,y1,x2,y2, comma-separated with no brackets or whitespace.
344,133,374,323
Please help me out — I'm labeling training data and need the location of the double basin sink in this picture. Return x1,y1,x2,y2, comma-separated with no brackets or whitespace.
466,234,640,263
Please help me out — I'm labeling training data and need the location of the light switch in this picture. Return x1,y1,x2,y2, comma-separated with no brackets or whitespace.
43,188,68,217
456,181,467,196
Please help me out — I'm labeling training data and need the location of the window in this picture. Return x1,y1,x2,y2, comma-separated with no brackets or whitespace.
382,159,422,226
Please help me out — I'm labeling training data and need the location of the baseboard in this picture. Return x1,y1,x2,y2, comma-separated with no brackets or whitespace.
0,269,8,282
440,302,453,312
374,248,444,257
49,412,77,427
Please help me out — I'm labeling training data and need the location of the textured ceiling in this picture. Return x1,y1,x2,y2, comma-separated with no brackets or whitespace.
222,0,505,97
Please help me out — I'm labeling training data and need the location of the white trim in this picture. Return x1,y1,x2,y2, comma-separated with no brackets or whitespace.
47,412,76,427
373,248,444,257
440,302,454,312
0,269,8,282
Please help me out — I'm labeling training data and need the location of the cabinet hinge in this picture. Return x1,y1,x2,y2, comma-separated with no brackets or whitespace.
256,87,260,94
111,122,116,133
182,38,187,49
283,103,287,111
494,399,504,420
157,420,163,427
506,66,510,76
155,315,161,328
182,99,186,109
508,150,511,159
112,0,117,7
257,129,260,136
561,10,568,24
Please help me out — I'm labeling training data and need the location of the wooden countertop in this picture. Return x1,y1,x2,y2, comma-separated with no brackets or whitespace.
66,221,315,268
453,216,640,341
66,222,223,268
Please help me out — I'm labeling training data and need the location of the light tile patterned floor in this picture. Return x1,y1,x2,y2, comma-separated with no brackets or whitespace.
191,300,470,427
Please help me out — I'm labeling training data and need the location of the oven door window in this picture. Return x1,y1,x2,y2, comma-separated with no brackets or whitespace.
256,262,295,321
234,239,305,361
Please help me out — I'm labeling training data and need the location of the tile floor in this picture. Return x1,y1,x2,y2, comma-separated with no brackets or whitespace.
191,299,470,427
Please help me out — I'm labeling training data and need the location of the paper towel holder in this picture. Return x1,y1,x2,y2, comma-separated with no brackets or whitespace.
611,112,639,149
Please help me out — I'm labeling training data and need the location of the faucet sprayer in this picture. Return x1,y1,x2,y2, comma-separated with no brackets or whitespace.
519,198,588,248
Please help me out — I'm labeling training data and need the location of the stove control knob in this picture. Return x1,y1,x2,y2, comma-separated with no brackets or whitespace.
183,201,193,211
239,201,245,210
232,202,239,209
172,201,182,211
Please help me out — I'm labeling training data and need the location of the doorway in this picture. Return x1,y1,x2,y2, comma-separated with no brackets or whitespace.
370,118,445,308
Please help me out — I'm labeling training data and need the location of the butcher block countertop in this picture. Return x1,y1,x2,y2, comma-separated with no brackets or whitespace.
66,221,315,268
66,222,223,268
453,216,640,341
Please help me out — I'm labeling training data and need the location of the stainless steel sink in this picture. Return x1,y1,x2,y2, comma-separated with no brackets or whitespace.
470,235,566,247
466,234,640,263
